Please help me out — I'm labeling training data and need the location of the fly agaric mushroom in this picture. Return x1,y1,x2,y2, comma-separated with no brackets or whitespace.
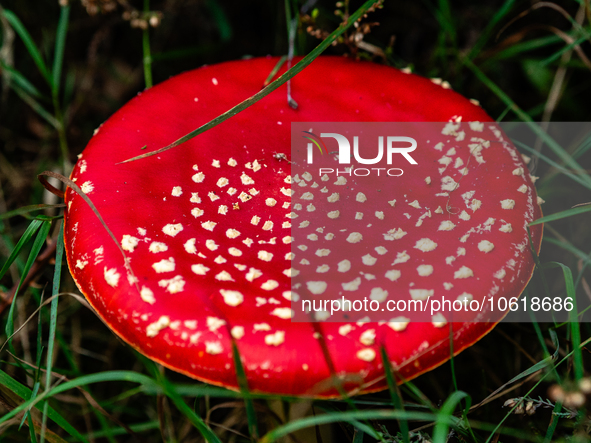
64,56,542,396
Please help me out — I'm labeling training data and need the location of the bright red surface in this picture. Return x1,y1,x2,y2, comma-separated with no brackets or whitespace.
64,57,542,396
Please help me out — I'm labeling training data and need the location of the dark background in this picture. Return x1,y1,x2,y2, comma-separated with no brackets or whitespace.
1,1,591,441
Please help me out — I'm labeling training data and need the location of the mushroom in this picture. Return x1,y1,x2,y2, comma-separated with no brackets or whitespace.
64,56,542,396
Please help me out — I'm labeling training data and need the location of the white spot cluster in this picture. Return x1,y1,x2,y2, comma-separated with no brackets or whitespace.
289,120,537,342
68,118,539,377
69,151,301,359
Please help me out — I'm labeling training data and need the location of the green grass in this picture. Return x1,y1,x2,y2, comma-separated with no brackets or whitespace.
1,0,591,442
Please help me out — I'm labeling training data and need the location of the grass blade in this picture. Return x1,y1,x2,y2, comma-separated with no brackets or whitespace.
487,34,563,62
264,55,288,86
5,220,51,340
515,140,589,189
0,219,43,281
0,370,89,442
484,336,590,443
542,237,590,265
19,292,45,431
465,59,591,189
142,383,242,398
27,413,39,443
539,35,589,67
121,0,384,164
232,342,259,439
82,421,160,439
1,9,51,85
379,346,409,443
542,262,582,381
0,204,66,221
159,376,223,443
206,0,232,41
0,371,160,427
0,60,44,98
436,0,457,48
142,0,152,89
353,429,364,443
529,204,591,225
446,325,477,442
51,4,70,97
432,391,469,443
12,84,61,129
572,130,591,159
543,400,564,443
466,0,515,60
136,356,221,442
260,410,444,443
40,223,64,443
21,377,41,431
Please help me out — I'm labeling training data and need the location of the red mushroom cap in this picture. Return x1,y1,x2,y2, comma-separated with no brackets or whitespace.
64,56,542,396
